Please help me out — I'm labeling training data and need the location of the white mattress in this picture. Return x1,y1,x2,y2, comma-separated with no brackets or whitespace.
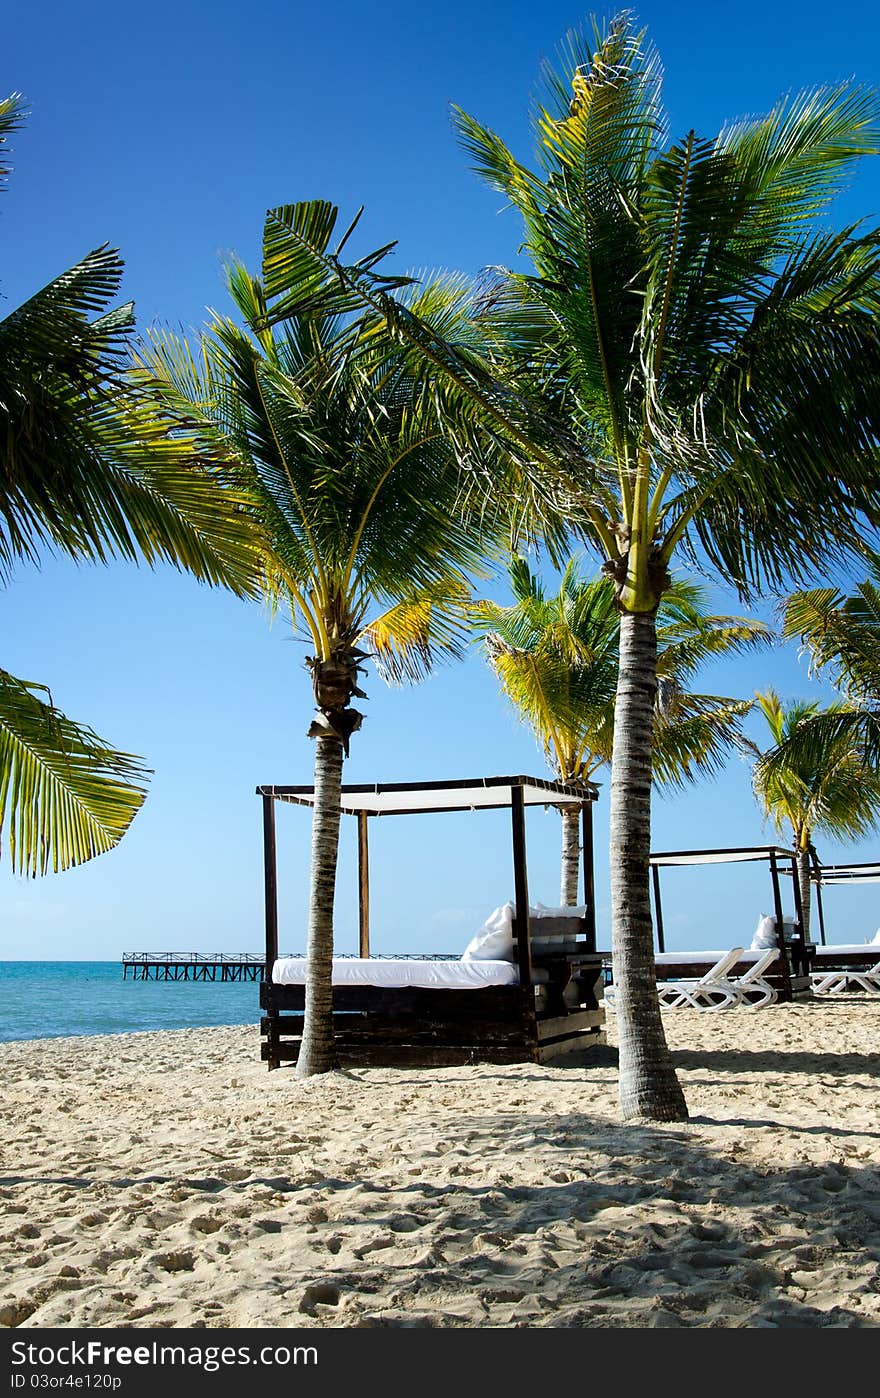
272,957,522,989
655,950,764,965
814,944,880,957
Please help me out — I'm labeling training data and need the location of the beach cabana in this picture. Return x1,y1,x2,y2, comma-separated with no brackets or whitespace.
257,775,605,1067
808,862,880,993
644,845,812,1001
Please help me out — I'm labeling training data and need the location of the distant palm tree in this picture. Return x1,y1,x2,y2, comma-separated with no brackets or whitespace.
250,17,880,1121
782,558,880,764
133,202,491,1077
0,94,261,875
749,691,880,937
478,559,768,902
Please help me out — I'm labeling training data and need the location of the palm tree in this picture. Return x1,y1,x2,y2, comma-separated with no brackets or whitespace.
478,559,768,902
782,558,880,763
132,202,491,1077
253,17,880,1120
749,691,880,937
0,94,262,875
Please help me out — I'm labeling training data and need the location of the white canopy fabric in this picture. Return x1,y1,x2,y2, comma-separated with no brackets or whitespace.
258,774,598,817
816,864,880,885
650,846,794,867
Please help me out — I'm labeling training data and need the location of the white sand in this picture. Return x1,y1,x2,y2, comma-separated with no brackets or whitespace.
1,1000,878,1329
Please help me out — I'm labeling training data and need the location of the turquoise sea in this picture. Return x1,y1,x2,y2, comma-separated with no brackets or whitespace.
0,962,262,1043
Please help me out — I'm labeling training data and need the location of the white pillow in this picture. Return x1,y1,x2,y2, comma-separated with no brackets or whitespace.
751,915,778,950
461,902,516,961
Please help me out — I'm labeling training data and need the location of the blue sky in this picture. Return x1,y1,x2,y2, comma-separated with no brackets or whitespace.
4,0,880,960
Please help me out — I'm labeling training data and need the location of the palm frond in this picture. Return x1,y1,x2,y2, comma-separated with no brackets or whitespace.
783,584,880,698
360,578,474,685
252,203,611,538
651,695,754,790
0,93,27,194
0,669,149,876
1,245,264,595
718,84,880,247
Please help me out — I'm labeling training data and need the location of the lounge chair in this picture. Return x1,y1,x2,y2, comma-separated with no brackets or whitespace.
606,947,745,1012
811,959,880,996
730,948,780,1009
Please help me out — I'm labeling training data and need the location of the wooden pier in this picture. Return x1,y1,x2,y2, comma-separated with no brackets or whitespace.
122,953,268,983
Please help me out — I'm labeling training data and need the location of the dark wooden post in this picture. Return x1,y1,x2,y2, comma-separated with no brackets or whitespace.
789,854,805,978
652,864,665,953
581,801,596,953
511,783,532,989
262,791,279,973
262,790,280,1071
357,811,371,959
769,849,793,1001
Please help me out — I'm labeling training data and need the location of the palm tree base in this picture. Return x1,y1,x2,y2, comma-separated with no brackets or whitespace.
294,1054,340,1079
619,1081,689,1123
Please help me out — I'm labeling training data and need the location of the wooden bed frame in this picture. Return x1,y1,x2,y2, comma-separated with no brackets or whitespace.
257,775,606,1067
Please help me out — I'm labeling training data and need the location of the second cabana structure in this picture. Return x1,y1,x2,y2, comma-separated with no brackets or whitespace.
808,861,880,994
645,845,814,1000
257,774,606,1068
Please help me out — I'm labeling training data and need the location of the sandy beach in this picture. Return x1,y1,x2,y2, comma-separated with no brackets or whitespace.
1,1000,878,1330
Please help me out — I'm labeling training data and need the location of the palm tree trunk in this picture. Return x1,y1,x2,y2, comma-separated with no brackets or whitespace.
611,609,688,1122
560,804,581,904
296,733,344,1078
796,845,812,942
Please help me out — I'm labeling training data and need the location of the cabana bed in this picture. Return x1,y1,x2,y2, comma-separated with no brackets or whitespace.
641,846,813,1001
808,862,880,991
257,775,606,1067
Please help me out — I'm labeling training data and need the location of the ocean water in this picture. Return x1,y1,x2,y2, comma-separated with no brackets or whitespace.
0,962,262,1043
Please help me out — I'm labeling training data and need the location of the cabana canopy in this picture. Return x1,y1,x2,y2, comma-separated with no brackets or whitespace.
808,860,880,945
812,862,880,885
257,774,599,974
256,774,596,817
650,845,795,867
